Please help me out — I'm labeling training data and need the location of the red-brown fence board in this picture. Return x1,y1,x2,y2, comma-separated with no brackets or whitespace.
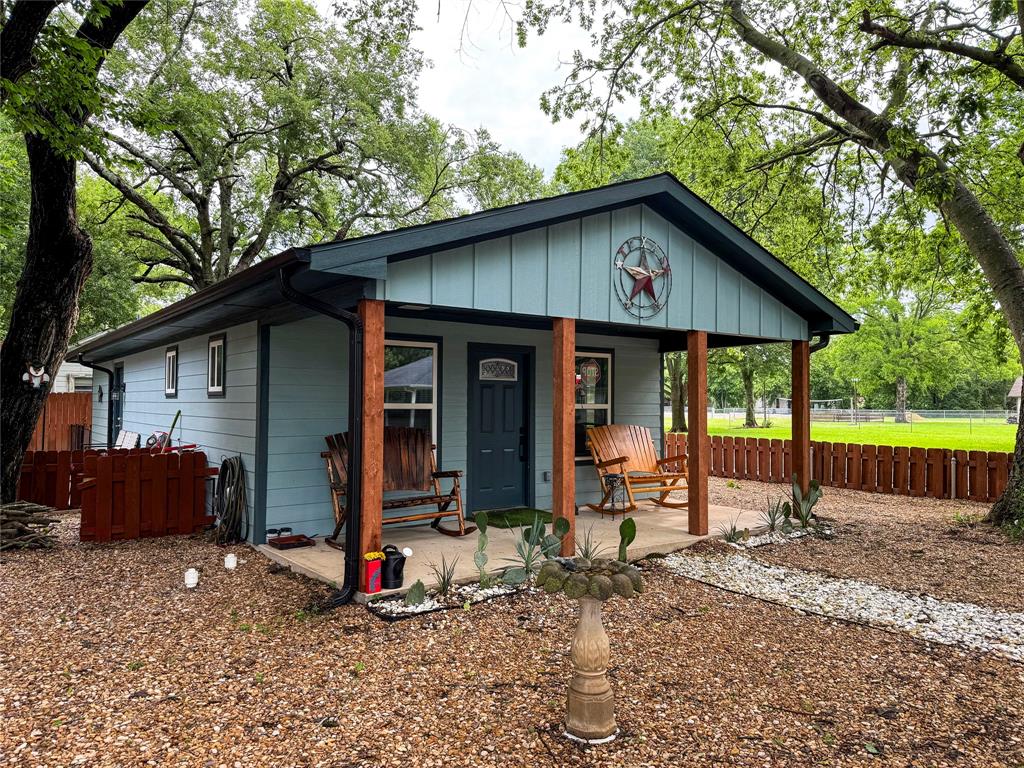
27,392,93,452
663,433,1013,503
17,448,216,541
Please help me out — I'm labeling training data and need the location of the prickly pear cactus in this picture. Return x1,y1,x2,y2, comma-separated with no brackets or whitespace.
534,556,644,602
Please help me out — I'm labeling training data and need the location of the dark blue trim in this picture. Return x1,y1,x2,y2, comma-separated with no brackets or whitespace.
253,323,270,544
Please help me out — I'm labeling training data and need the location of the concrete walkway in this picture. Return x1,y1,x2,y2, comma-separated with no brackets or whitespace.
256,501,760,597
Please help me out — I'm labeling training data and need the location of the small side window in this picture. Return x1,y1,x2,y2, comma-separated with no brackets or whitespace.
207,335,225,397
164,346,178,398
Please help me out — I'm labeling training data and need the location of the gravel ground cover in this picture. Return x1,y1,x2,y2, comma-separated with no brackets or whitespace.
664,551,1024,661
3,514,1023,767
709,477,1024,611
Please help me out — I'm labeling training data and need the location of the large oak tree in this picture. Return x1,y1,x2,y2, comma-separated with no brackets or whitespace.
0,0,149,502
524,0,1024,521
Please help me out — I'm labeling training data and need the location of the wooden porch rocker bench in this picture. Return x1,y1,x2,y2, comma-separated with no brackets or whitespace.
322,427,474,547
585,424,688,515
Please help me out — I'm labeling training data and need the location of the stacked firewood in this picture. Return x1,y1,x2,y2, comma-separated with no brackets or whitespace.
0,502,59,551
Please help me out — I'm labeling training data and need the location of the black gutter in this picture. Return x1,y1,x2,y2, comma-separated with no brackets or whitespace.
77,354,114,447
810,334,831,354
278,263,363,607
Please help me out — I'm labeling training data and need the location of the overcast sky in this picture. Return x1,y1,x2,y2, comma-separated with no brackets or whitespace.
409,3,596,176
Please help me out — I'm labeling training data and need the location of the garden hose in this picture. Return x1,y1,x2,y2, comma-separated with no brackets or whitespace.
214,455,248,545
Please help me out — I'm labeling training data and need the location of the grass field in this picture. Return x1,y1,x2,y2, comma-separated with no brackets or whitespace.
694,415,1018,452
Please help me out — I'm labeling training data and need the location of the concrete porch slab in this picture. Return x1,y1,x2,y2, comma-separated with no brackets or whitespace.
256,501,761,598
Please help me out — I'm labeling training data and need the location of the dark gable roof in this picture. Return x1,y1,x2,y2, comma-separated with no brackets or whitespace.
73,173,855,360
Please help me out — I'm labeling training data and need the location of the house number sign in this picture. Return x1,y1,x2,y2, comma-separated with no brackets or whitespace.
613,236,672,319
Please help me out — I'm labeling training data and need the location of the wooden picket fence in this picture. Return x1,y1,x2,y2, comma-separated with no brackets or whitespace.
27,392,92,451
17,449,217,541
664,433,1014,502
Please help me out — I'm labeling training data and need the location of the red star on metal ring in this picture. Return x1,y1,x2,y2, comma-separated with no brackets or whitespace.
623,250,665,303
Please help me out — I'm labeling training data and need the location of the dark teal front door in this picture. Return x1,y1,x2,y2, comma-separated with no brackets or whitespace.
468,345,531,512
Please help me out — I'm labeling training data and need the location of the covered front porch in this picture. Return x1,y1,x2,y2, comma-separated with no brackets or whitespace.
259,497,762,594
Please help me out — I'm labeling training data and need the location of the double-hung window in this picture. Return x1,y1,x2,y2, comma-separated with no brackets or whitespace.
574,351,613,458
207,334,225,397
164,346,178,398
384,339,437,439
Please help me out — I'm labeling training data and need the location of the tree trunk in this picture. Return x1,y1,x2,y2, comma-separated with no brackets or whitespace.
741,368,757,428
894,377,908,423
990,379,1024,526
1,134,92,502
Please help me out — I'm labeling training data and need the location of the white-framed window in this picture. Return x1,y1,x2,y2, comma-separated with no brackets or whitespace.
207,334,225,397
575,351,613,458
164,346,178,397
384,339,437,439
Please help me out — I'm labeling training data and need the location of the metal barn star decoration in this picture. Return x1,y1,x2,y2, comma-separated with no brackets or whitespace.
613,236,672,319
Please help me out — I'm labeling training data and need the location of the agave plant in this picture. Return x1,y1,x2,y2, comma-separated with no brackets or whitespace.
501,514,570,585
791,474,823,529
760,497,788,532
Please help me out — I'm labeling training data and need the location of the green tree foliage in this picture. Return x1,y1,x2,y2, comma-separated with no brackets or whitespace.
0,127,178,341
87,0,543,290
521,0,1024,520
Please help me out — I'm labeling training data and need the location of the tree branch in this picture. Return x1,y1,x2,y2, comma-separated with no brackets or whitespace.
858,11,1024,89
0,1,60,87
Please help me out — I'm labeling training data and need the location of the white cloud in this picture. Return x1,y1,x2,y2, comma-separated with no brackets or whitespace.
411,2,595,176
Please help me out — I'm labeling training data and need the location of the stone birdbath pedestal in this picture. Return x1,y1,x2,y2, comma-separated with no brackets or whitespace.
535,553,644,744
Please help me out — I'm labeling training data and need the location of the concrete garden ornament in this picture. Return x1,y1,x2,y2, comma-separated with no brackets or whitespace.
535,518,644,744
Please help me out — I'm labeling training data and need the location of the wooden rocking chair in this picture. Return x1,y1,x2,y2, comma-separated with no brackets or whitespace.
585,424,688,516
322,427,474,547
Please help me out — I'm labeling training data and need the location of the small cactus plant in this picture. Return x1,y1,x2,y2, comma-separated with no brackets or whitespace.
618,517,636,563
474,512,490,581
404,579,426,606
535,556,644,602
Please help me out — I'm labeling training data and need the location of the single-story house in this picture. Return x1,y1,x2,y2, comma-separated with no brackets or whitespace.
1009,376,1022,421
71,174,856,594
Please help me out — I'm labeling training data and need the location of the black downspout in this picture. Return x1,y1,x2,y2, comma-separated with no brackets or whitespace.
809,334,831,354
278,264,363,607
77,354,115,447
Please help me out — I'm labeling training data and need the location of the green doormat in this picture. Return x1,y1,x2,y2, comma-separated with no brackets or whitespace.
473,507,551,528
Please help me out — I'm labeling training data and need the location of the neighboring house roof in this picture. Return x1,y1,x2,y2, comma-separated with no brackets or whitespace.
72,173,857,362
1010,376,1023,399
384,356,433,389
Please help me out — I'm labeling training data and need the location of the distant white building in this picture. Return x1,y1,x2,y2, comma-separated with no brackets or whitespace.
1009,376,1022,421
51,361,93,393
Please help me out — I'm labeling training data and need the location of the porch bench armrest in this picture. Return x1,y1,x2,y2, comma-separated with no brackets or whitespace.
595,456,630,470
432,470,463,478
656,454,687,467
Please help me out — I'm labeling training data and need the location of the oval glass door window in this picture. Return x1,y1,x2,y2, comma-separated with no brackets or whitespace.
479,358,518,381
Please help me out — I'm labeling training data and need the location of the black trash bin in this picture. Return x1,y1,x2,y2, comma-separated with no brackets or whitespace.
381,544,407,589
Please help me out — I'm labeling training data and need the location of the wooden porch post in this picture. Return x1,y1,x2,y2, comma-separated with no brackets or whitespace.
552,316,576,556
358,299,385,586
686,330,708,535
792,340,811,495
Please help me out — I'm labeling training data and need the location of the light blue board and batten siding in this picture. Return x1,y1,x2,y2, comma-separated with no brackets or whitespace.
90,322,259,525
264,316,348,539
261,315,662,537
381,204,809,340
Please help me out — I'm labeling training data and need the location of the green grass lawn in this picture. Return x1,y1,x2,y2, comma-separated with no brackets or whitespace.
692,415,1017,452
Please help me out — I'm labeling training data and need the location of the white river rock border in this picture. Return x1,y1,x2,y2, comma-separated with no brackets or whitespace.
662,552,1024,662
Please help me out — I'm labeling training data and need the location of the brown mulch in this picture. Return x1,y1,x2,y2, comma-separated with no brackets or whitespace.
709,477,1024,612
2,515,1022,767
